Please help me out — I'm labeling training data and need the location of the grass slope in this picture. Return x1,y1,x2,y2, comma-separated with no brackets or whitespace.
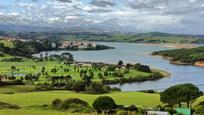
0,90,161,115
0,87,204,115
0,91,161,107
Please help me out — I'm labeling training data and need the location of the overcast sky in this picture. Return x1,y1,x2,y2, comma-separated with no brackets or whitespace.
0,0,204,34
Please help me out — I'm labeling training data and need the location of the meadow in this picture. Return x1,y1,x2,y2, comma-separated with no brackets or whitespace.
0,86,161,115
0,54,155,84
0,86,204,115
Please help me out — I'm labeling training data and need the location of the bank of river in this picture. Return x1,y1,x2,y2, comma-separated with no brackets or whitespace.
33,42,204,91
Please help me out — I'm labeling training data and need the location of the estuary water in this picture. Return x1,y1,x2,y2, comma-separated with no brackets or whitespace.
33,42,204,91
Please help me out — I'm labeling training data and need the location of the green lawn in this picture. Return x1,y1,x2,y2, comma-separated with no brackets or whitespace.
0,87,203,115
0,90,161,115
0,59,153,83
0,91,162,107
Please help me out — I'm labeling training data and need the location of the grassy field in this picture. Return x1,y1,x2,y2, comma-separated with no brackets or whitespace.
0,87,203,115
0,88,161,115
0,40,14,48
0,91,161,107
0,58,154,84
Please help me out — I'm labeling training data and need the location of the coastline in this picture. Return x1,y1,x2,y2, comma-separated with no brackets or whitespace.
194,61,204,67
139,43,198,49
154,54,204,68
103,68,170,85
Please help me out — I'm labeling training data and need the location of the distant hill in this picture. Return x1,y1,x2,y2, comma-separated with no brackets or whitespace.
0,24,204,44
0,24,57,32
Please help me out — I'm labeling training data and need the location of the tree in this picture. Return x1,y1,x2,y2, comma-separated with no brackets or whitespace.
103,71,108,77
87,83,107,94
160,83,203,108
82,74,93,86
117,60,123,68
89,71,94,78
11,66,16,77
61,52,74,61
98,73,103,79
41,66,46,75
51,68,58,74
92,96,117,113
178,83,203,108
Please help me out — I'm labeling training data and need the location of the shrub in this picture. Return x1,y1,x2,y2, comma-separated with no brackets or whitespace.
71,81,86,92
52,99,62,108
92,96,117,113
103,85,111,91
58,98,89,110
4,92,14,94
140,90,156,94
116,110,128,115
13,79,23,84
198,101,204,106
52,98,93,113
124,105,137,111
86,83,108,94
195,105,204,114
0,102,20,109
111,87,121,91
165,107,177,115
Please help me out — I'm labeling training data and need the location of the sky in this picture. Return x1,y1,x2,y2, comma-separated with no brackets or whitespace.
0,0,204,34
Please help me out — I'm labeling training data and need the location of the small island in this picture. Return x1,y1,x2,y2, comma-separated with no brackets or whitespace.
152,46,204,67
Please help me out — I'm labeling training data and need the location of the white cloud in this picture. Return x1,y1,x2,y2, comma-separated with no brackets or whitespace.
0,0,203,33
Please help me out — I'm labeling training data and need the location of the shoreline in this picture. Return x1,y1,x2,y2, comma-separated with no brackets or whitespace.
154,54,204,68
194,61,204,67
139,43,198,49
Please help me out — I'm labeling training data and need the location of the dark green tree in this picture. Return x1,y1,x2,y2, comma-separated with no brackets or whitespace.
92,96,117,113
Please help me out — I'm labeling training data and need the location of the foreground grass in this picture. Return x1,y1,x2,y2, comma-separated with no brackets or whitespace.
0,90,161,115
0,109,84,115
0,91,162,107
0,88,204,115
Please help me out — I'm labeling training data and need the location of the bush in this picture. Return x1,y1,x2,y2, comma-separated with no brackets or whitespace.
86,83,108,94
116,110,128,115
92,96,117,113
4,92,14,94
198,101,204,106
124,105,137,111
52,99,62,108
140,90,156,94
52,98,92,113
13,79,23,84
0,102,20,109
103,85,111,91
195,105,204,114
165,107,177,115
71,81,86,92
58,98,89,110
111,87,121,91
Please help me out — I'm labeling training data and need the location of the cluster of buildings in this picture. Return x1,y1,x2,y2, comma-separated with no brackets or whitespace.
59,41,97,49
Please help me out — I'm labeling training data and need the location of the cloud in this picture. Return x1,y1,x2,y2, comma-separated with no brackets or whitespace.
128,0,204,15
90,0,116,7
31,0,72,3
56,0,72,3
1,0,204,34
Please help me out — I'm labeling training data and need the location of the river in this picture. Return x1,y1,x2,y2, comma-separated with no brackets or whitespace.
33,42,204,91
